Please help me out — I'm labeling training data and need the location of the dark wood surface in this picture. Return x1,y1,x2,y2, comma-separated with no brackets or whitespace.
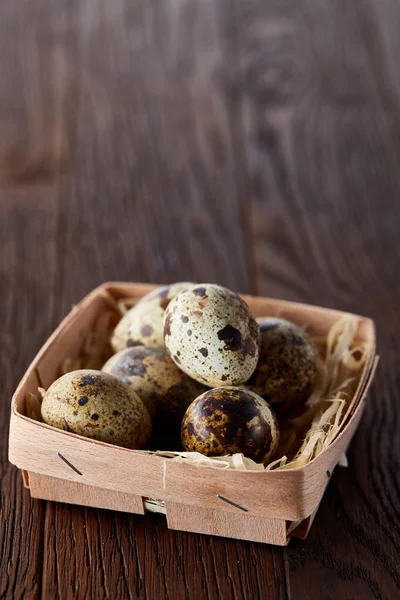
1,1,399,598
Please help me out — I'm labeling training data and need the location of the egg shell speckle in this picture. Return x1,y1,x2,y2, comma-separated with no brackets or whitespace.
111,282,195,351
163,284,260,386
41,369,152,449
181,386,279,464
102,347,207,449
246,318,318,408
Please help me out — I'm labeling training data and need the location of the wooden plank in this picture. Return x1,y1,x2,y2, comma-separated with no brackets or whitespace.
28,473,145,514
166,502,288,546
4,0,400,597
232,0,400,597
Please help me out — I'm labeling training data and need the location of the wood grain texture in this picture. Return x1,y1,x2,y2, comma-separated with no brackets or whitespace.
166,502,288,546
1,0,399,598
0,0,72,596
28,473,146,515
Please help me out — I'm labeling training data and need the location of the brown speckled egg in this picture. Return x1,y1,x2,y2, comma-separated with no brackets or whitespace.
181,387,279,464
246,318,318,409
102,347,207,448
111,283,195,351
163,284,260,387
41,369,151,449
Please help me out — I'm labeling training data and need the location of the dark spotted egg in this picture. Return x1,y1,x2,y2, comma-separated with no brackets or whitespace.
111,282,195,352
163,284,260,387
181,386,279,464
246,318,318,409
41,369,151,449
102,347,207,449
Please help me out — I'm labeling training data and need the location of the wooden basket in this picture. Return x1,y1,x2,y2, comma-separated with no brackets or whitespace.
8,283,378,546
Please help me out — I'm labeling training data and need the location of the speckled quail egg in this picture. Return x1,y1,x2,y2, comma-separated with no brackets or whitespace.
41,369,152,449
181,386,279,464
163,284,260,387
111,283,195,352
246,318,318,409
102,346,207,448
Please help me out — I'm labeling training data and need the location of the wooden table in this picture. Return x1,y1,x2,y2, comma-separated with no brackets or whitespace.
1,1,399,598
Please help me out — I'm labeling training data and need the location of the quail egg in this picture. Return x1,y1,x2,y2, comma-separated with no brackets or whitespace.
246,318,318,409
181,386,279,464
41,369,151,449
102,346,207,448
111,282,194,352
163,284,260,386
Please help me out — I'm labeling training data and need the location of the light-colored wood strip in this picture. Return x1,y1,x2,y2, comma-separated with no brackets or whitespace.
166,501,288,546
29,473,145,514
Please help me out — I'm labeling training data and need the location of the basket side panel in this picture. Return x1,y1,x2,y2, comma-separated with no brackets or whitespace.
28,473,145,514
166,501,288,545
165,462,304,520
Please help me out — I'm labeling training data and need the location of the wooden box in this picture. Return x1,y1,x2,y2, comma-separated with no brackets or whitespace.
8,283,377,546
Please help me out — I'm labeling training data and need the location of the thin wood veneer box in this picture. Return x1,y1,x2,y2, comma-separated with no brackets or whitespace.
9,283,377,546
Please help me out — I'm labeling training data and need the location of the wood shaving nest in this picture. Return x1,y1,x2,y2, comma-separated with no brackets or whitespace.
25,296,370,472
